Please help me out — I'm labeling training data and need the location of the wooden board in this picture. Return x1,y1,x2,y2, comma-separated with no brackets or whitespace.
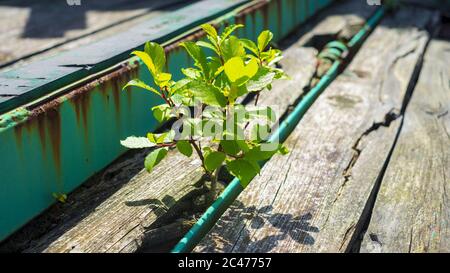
195,6,437,253
360,40,450,253
0,0,191,70
0,0,375,253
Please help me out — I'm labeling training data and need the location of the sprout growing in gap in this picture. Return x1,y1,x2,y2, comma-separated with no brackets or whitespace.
121,24,289,201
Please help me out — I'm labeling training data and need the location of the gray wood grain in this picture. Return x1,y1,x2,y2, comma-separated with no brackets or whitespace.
360,40,450,253
0,0,375,253
195,6,437,253
0,0,189,70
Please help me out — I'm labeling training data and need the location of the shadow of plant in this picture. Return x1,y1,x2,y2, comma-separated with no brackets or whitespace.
204,201,319,253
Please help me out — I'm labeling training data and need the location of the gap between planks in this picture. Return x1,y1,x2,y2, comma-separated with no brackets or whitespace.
360,39,450,253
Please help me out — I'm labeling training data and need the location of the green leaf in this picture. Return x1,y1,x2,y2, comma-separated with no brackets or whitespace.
246,67,276,92
226,159,258,188
278,145,289,155
144,148,168,173
52,193,67,203
181,68,201,79
186,81,227,107
245,145,278,161
144,42,166,74
147,132,174,144
257,30,273,52
221,36,246,61
181,42,210,79
242,156,261,175
201,24,218,40
155,72,172,88
236,140,250,153
171,78,192,94
132,50,157,76
123,79,160,97
204,151,226,172
196,41,218,54
240,39,259,55
224,57,258,84
176,140,193,157
152,104,171,123
207,56,223,77
220,140,241,156
220,24,243,40
250,123,271,142
260,49,284,67
120,136,157,149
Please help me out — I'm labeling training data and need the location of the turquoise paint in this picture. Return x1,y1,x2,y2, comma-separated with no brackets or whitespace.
0,61,162,241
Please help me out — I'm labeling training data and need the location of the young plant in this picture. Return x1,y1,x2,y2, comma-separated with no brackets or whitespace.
121,24,289,200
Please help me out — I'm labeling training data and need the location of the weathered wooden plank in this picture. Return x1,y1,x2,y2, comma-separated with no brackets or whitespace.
195,6,437,253
0,0,190,70
0,0,374,253
360,40,450,253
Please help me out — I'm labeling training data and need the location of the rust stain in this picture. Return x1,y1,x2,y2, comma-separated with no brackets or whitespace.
235,12,245,27
112,78,121,116
261,2,269,30
20,61,137,178
46,107,62,178
305,0,309,18
99,77,110,105
237,0,268,18
234,0,271,33
69,85,92,141
292,0,297,23
251,9,256,38
36,115,47,156
275,0,282,36
165,51,170,72
125,68,133,110
22,98,64,178
13,125,23,151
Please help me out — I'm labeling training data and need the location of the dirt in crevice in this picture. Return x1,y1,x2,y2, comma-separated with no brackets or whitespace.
345,31,432,253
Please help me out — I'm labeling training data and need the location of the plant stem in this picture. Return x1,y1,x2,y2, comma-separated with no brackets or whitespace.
254,92,260,106
190,138,209,175
209,165,221,202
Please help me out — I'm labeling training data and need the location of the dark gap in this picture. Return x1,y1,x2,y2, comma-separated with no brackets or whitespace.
303,33,339,52
346,30,432,253
59,64,96,69
438,14,450,40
